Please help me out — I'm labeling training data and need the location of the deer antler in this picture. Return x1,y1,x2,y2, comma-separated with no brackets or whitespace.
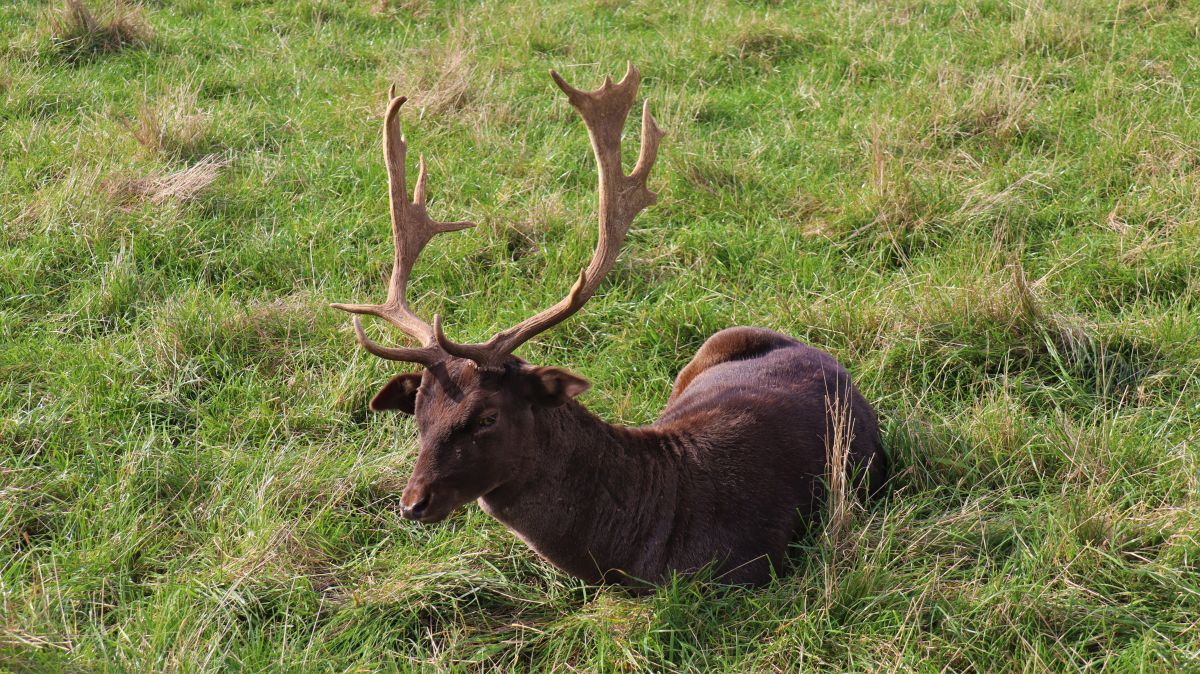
435,64,664,368
330,92,474,366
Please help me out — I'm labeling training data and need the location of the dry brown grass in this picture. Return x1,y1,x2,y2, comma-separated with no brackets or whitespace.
0,625,71,653
389,39,477,118
371,0,427,17
934,67,1040,144
484,191,568,262
129,85,211,159
956,172,1043,248
10,164,102,238
103,155,227,207
48,0,151,60
891,255,1091,356
682,151,747,199
821,381,868,611
1011,0,1095,58
823,389,855,552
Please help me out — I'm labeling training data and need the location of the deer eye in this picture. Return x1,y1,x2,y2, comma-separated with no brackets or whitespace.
476,413,498,429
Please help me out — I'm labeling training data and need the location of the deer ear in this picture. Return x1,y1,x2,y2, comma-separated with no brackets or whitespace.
369,373,422,414
522,366,591,407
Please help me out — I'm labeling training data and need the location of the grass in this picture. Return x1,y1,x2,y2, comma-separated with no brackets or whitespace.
2,0,1199,670
45,0,151,62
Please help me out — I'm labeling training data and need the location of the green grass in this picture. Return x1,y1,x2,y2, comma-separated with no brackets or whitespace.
3,0,1199,670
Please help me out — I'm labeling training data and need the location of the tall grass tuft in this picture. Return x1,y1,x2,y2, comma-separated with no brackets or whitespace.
129,85,212,160
47,0,150,61
821,384,859,608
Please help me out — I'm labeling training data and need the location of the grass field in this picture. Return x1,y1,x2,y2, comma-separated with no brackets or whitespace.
3,0,1200,670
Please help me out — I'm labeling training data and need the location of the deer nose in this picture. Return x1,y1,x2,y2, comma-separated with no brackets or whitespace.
401,494,430,520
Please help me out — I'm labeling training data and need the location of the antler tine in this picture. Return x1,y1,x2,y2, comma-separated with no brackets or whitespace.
436,64,664,367
331,93,475,366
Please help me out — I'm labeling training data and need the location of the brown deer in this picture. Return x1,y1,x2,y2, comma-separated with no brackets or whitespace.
331,65,887,587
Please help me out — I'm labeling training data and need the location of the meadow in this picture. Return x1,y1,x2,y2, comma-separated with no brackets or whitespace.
3,0,1199,670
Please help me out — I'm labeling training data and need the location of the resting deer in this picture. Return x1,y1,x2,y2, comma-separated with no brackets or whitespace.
331,65,887,586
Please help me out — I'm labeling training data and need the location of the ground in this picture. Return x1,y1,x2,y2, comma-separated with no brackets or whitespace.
2,0,1199,671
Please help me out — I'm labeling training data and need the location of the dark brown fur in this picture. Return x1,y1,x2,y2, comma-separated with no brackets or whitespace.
380,326,886,587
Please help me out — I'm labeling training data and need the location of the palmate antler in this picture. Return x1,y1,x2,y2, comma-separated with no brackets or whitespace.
333,65,663,369
436,64,664,368
330,91,474,367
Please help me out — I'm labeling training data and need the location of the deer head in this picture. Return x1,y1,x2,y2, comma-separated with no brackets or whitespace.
331,65,663,523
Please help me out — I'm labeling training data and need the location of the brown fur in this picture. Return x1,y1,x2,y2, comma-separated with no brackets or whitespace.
381,326,887,587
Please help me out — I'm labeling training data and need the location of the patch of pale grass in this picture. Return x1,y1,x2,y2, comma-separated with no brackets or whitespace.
822,379,874,612
47,0,151,60
792,192,831,238
61,238,140,333
276,444,385,516
723,22,819,71
480,190,570,265
1118,218,1181,266
1011,0,1095,58
955,172,1045,248
681,147,751,202
934,67,1041,144
129,84,211,159
8,164,123,243
823,388,855,552
961,387,1029,462
389,36,477,118
370,0,427,17
105,155,227,206
218,521,331,591
892,255,1092,361
0,625,71,653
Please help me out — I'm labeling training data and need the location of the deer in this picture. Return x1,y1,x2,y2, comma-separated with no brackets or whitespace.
330,65,887,587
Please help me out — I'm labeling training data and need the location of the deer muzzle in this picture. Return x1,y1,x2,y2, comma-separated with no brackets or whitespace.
400,482,433,521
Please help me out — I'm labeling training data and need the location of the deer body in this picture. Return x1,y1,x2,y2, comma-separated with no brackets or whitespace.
476,328,884,586
330,66,886,587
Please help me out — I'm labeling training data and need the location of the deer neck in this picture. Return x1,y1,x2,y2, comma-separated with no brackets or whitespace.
478,400,678,584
